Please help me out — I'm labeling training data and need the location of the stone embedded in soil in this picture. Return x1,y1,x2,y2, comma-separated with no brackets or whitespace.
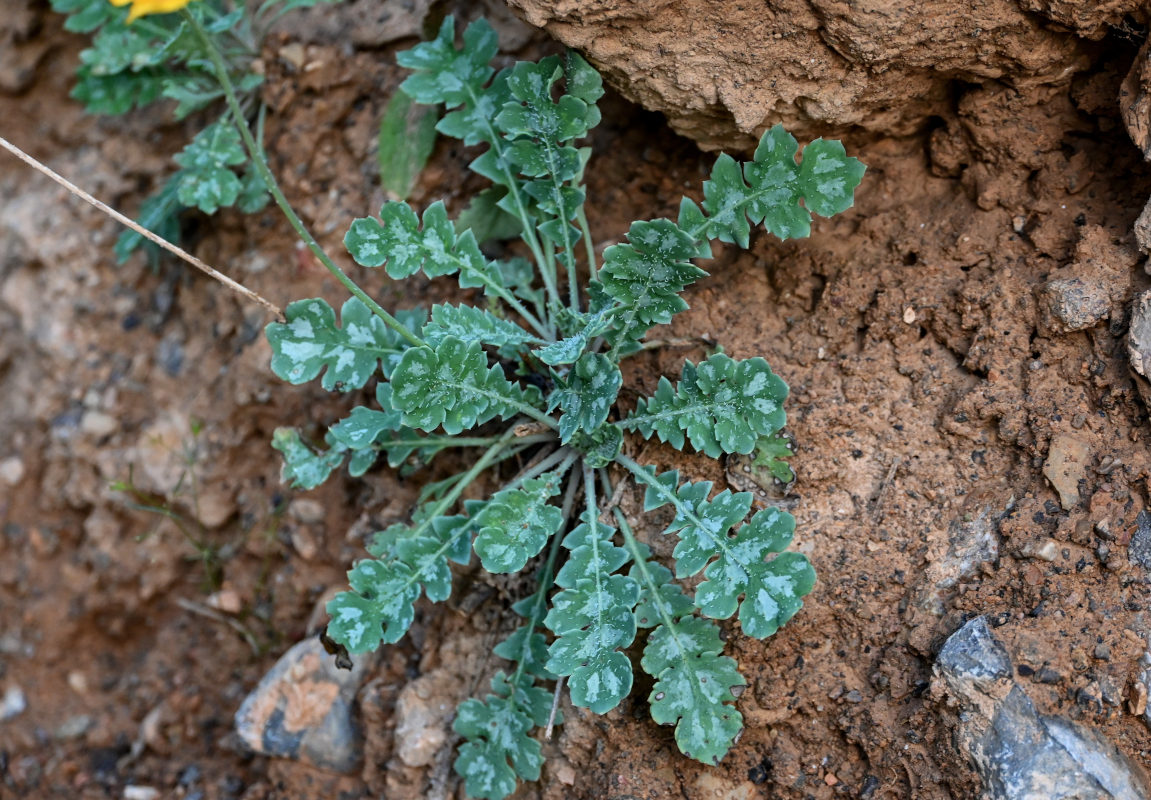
393,673,456,768
1043,435,1091,510
1038,226,1137,335
1,684,27,721
1039,278,1112,332
80,410,118,438
0,456,25,486
234,636,371,773
935,617,1151,800
1135,197,1151,253
1128,511,1151,571
1128,290,1151,379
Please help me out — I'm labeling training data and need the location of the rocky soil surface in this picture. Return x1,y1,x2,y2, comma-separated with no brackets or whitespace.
3,1,1151,799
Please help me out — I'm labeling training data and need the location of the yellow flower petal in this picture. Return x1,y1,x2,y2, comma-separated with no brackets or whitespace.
107,0,197,23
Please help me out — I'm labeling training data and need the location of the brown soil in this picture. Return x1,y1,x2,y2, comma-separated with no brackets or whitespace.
3,3,1151,800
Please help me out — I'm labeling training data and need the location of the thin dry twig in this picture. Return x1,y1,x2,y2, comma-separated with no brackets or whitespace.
0,135,283,319
174,596,261,655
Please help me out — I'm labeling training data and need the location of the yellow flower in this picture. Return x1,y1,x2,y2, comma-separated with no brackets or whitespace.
108,0,197,23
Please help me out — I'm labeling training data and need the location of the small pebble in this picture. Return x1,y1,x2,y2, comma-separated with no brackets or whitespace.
56,714,93,739
80,411,118,437
1,684,27,720
0,457,25,486
123,787,160,800
68,671,89,694
289,499,325,524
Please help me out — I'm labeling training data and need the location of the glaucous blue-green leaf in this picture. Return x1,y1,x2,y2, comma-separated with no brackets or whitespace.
564,51,604,130
377,88,439,201
534,299,614,366
548,353,621,443
173,121,246,214
78,25,166,74
52,0,121,33
270,427,347,490
700,125,865,246
544,517,639,714
397,16,498,107
328,388,403,450
494,622,554,681
454,692,542,800
327,514,473,653
693,506,815,638
568,424,623,469
473,470,565,573
624,353,788,458
326,559,419,652
639,470,755,577
641,615,745,765
345,200,462,279
796,138,866,217
236,164,269,213
630,552,694,628
389,336,543,434
437,69,512,147
600,218,707,341
423,304,541,349
72,66,166,115
265,297,413,390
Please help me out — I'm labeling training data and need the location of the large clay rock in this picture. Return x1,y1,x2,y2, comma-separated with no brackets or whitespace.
506,0,1145,150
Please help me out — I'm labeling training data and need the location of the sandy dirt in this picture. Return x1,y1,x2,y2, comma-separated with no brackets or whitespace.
3,3,1151,799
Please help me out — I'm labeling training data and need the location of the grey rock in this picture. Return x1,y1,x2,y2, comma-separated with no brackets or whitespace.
935,617,1151,800
1040,278,1111,332
1128,510,1151,571
1129,290,1151,379
915,504,1000,616
56,714,93,739
1135,196,1151,254
234,636,371,773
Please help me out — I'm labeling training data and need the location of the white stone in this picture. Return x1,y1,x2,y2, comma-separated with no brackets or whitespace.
0,457,25,486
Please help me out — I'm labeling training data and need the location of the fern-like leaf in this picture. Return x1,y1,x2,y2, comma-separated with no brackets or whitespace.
698,125,866,247
693,506,815,638
642,615,746,765
547,353,621,443
389,336,544,434
396,16,498,107
345,200,486,280
326,514,472,652
623,353,788,457
600,219,707,343
423,304,542,349
637,468,815,635
623,540,746,766
545,516,639,713
266,298,420,390
270,427,348,490
454,677,551,800
473,470,566,573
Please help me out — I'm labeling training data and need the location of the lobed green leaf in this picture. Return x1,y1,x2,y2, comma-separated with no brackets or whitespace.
389,336,543,434
545,517,639,714
624,353,788,458
265,297,419,390
693,506,815,638
548,353,621,443
473,470,566,573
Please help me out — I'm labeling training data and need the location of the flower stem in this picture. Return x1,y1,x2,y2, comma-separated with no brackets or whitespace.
182,9,424,348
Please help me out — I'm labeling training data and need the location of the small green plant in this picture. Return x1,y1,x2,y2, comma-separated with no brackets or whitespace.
52,0,337,262
262,17,864,798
